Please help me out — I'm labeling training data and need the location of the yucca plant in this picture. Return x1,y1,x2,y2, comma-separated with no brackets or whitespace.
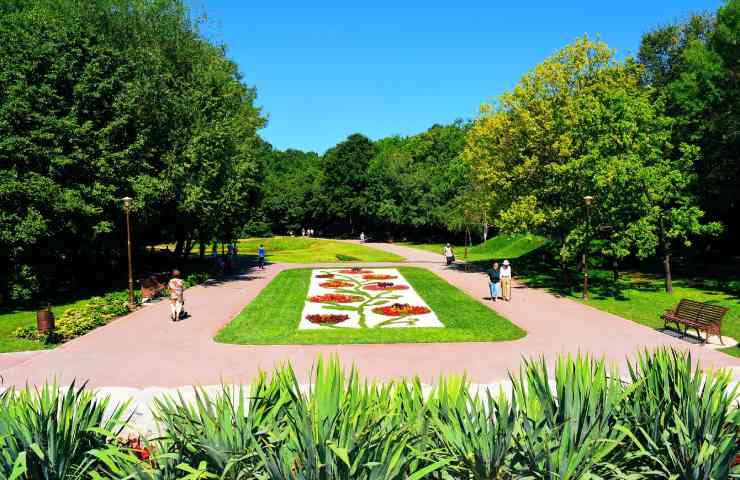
151,368,298,480
621,348,740,479
0,381,129,480
431,379,517,480
510,354,630,479
256,356,449,480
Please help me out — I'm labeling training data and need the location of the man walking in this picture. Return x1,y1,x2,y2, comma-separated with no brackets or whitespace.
257,244,266,270
486,261,501,301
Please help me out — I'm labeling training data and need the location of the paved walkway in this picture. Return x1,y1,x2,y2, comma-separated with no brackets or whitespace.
1,243,738,387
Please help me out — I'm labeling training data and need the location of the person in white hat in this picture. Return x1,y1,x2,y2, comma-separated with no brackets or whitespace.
500,259,512,301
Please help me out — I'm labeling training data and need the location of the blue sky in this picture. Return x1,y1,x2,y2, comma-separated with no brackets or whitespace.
193,1,722,153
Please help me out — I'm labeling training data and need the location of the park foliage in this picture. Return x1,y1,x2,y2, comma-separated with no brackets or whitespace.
1,0,739,305
0,351,736,479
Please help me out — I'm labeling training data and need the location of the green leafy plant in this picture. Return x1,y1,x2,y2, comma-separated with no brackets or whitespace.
621,348,740,478
0,382,129,480
510,354,630,479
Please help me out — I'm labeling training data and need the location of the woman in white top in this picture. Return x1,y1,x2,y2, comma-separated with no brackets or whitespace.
500,259,512,301
443,243,454,265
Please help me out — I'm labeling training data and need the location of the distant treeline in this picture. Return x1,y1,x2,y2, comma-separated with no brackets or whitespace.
1,0,738,304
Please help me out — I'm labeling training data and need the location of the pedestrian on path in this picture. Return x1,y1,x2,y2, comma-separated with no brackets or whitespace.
500,259,512,301
257,244,266,269
360,232,365,243
168,269,185,321
443,243,455,266
486,261,501,301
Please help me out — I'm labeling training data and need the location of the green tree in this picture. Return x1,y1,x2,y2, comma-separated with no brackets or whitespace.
463,36,717,292
320,134,376,234
638,1,740,250
0,0,265,304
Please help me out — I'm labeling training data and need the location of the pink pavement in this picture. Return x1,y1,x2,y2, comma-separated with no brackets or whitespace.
1,242,737,387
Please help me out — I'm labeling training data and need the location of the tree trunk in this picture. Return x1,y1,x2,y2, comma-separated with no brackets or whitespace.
612,258,619,282
174,239,184,260
199,242,206,260
659,215,673,294
482,212,488,242
663,251,673,294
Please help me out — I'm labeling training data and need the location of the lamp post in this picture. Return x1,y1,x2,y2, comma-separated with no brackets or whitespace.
582,195,594,301
122,197,135,310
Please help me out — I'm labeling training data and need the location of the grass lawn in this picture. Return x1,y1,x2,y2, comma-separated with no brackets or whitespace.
400,233,548,263
215,266,525,345
521,267,740,358
237,237,404,263
0,299,88,353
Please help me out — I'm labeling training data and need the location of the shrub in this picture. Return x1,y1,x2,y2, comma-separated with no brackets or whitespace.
0,382,129,479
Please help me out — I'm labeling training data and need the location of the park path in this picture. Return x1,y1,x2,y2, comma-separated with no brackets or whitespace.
0,242,738,388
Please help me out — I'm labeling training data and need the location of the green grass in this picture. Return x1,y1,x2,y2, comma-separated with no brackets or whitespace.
215,266,525,345
400,233,549,263
0,299,89,353
520,267,740,358
237,236,404,263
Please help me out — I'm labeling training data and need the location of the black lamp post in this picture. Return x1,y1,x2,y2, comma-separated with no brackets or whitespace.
122,196,135,310
582,195,593,301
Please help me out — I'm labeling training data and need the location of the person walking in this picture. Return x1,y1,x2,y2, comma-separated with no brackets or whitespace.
443,243,455,266
486,261,501,301
168,269,185,322
500,259,512,301
360,232,365,243
257,243,266,270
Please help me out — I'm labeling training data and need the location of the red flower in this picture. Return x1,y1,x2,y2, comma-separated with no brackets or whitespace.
122,436,153,462
316,273,335,279
337,268,373,275
306,314,349,324
372,303,431,316
364,282,409,291
362,274,397,280
309,294,364,303
320,280,354,288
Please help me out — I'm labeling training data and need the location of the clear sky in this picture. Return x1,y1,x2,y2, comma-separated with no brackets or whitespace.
193,1,722,153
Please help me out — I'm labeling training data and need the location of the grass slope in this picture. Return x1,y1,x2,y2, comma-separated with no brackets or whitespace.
238,237,404,263
215,267,525,345
400,233,548,263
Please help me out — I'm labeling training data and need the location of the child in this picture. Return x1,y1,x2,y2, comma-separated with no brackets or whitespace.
168,269,185,321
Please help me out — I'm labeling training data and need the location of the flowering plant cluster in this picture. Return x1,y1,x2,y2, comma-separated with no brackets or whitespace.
117,436,153,462
362,274,397,280
306,313,350,324
309,293,364,304
338,268,373,275
319,280,354,288
364,282,409,291
372,303,431,316
315,273,335,279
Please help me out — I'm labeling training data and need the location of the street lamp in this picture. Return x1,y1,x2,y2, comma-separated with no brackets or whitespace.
582,195,594,301
121,196,135,310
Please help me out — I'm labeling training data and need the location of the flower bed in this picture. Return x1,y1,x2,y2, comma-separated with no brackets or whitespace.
362,274,397,280
319,280,354,288
299,268,443,330
363,282,409,291
308,294,364,304
306,313,350,325
372,303,432,316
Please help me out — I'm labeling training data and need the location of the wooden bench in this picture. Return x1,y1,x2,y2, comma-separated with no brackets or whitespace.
662,298,729,345
139,276,165,301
